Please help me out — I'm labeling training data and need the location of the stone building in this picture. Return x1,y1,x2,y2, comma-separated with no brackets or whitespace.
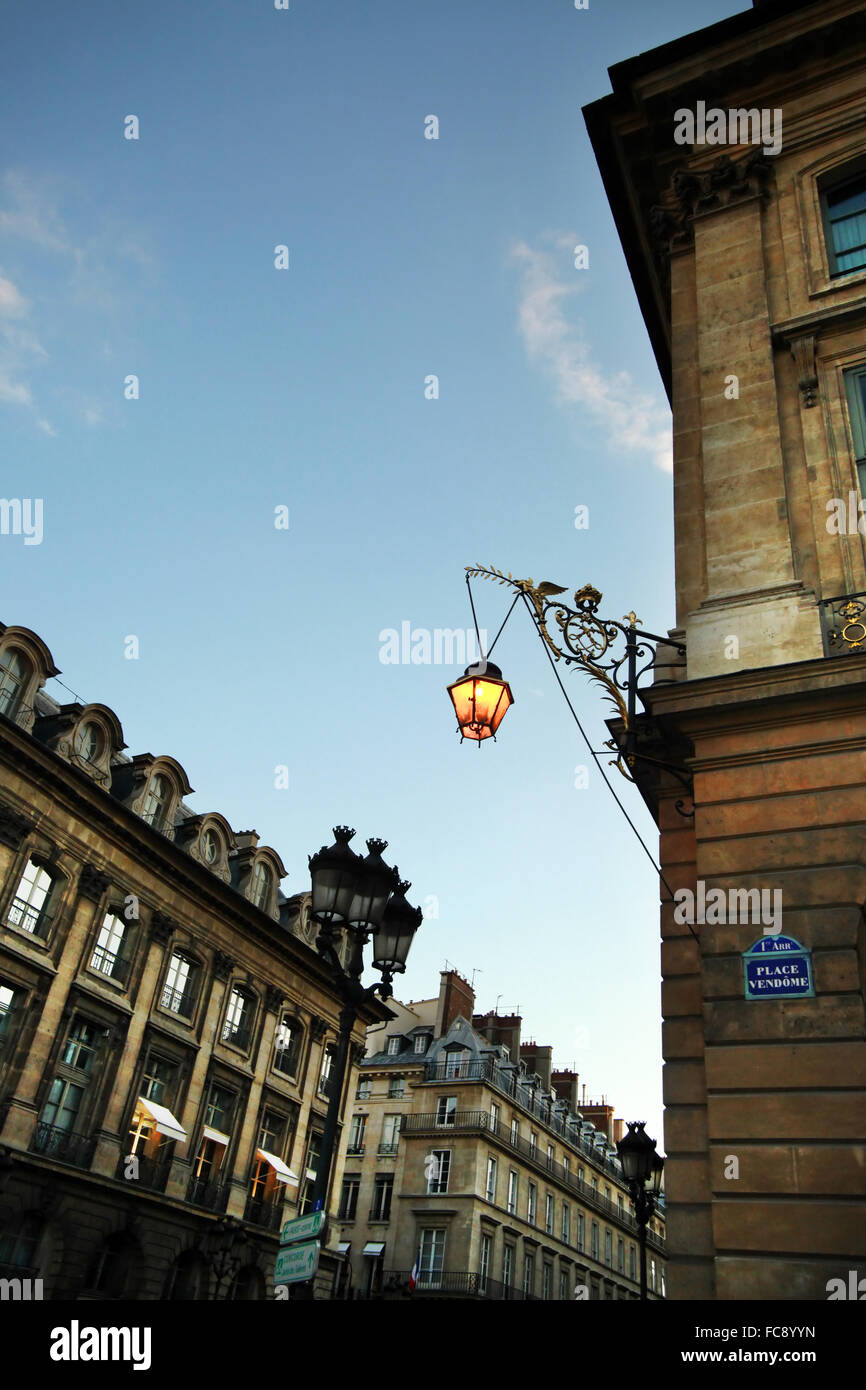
584,0,866,1299
335,970,665,1300
0,620,385,1299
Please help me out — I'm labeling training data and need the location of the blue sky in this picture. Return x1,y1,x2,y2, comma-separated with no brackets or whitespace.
1,0,746,1146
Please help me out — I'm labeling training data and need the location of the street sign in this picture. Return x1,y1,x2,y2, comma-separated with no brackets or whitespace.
274,1240,320,1284
742,934,815,1001
280,1209,326,1246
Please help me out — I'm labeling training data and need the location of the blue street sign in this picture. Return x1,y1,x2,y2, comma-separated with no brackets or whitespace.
742,934,814,1001
313,1199,324,1212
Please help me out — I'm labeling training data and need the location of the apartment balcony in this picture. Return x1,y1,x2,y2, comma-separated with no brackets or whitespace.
382,1270,539,1300
377,1142,399,1155
402,1110,487,1135
244,1193,283,1231
186,1174,228,1212
114,1148,173,1194
30,1123,95,1170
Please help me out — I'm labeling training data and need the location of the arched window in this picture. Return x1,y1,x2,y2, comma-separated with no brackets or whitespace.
250,860,272,911
86,1232,137,1299
222,986,254,1051
90,911,132,983
141,774,171,831
163,1249,207,1301
0,648,31,719
6,858,57,937
273,1016,302,1077
0,1211,44,1272
161,950,200,1018
229,1265,265,1300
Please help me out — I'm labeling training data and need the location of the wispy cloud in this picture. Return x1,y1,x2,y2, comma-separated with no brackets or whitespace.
0,266,54,433
0,168,159,436
509,236,672,473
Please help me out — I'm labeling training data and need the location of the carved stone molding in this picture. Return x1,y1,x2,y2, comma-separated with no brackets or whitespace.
0,802,32,850
149,910,177,945
790,334,818,408
264,984,283,1014
309,1015,327,1043
213,950,234,982
649,149,774,271
78,864,110,902
350,1043,367,1067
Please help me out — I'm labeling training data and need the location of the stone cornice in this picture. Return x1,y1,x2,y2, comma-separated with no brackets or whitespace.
645,650,866,725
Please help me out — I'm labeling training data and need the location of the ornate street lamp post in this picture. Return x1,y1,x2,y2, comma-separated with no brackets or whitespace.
616,1120,664,1301
448,567,688,791
297,827,422,1296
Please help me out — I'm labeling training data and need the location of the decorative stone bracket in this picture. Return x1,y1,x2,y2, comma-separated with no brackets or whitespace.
790,334,818,408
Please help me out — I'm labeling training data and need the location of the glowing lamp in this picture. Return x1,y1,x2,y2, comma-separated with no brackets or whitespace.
447,661,514,742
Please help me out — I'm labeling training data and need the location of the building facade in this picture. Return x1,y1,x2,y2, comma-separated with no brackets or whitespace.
584,0,866,1299
336,971,665,1300
0,620,383,1299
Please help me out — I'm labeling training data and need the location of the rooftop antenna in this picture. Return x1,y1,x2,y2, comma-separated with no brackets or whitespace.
470,968,482,990
495,994,502,1015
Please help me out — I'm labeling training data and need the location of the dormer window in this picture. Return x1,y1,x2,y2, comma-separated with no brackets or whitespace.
0,649,30,719
201,829,219,865
141,774,171,832
413,1034,428,1055
250,860,273,911
387,1036,401,1056
74,721,104,765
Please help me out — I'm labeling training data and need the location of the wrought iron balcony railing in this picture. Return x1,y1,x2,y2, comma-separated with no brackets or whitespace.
421,1056,630,1173
89,947,132,985
186,1174,228,1212
6,897,51,937
30,1123,96,1169
244,1193,283,1231
382,1270,540,1300
115,1148,173,1193
160,984,195,1017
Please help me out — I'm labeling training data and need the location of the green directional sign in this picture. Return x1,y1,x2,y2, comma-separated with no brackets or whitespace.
280,1210,326,1246
274,1240,320,1285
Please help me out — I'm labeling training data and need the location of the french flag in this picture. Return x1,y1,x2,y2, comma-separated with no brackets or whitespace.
408,1260,418,1292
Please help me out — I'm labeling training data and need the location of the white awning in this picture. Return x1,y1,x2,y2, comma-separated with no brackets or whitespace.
136,1097,187,1144
362,1242,386,1256
202,1125,231,1146
336,1242,351,1254
257,1148,300,1186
